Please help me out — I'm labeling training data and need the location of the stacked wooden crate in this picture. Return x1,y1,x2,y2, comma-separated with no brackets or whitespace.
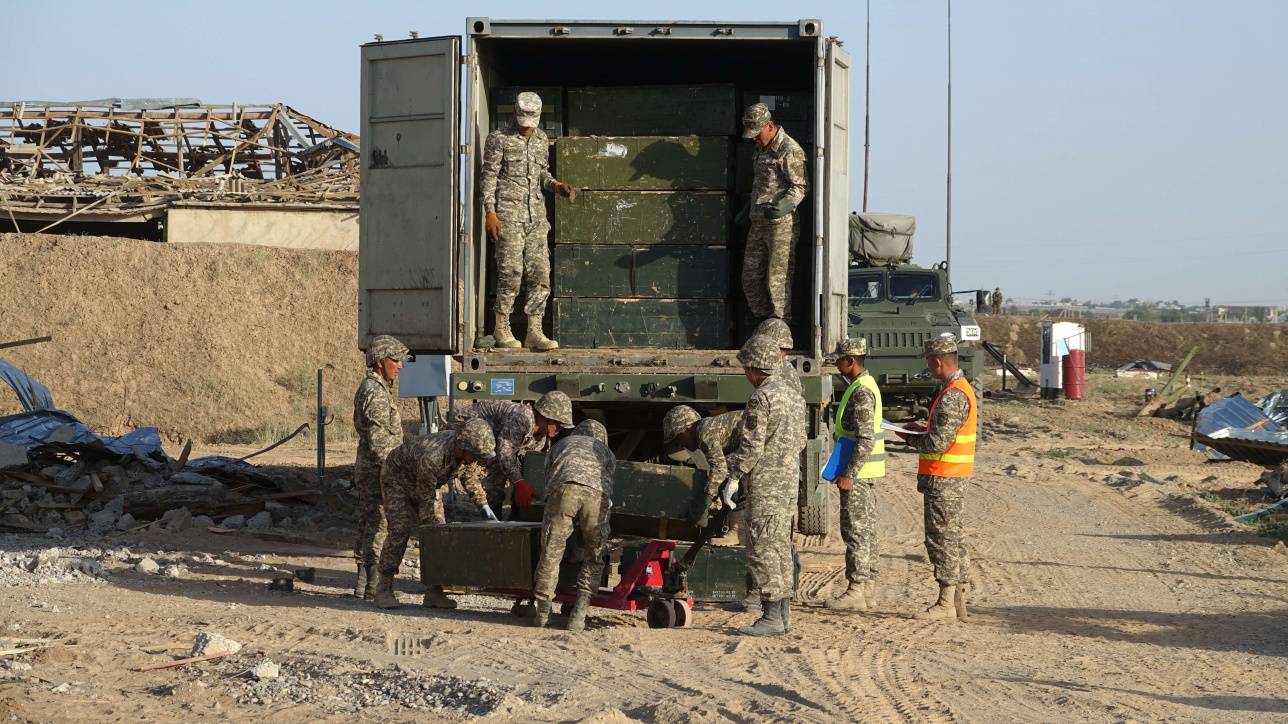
551,85,738,349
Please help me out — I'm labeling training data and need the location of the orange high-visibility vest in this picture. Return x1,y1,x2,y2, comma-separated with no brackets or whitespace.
918,377,977,477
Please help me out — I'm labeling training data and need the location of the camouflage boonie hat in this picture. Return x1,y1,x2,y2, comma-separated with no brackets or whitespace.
925,333,958,357
515,91,542,128
736,334,782,372
754,318,793,350
534,390,574,428
455,418,496,460
741,102,772,139
662,405,702,444
572,419,608,446
835,337,868,358
365,335,409,367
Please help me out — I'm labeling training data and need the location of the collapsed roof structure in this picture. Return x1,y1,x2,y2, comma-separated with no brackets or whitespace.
0,99,358,246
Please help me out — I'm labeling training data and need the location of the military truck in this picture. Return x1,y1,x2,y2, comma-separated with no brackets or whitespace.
845,213,981,420
359,18,853,537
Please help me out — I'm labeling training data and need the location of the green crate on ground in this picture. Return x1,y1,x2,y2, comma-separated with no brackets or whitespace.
523,454,709,525
489,85,563,137
420,522,541,589
567,85,737,136
555,190,729,244
552,297,730,348
552,245,730,299
557,136,730,190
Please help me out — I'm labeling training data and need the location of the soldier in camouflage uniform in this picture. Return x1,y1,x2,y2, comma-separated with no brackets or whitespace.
753,318,802,394
351,335,409,599
449,391,574,517
531,419,616,632
481,91,576,352
724,336,807,636
372,418,497,611
898,334,977,622
826,338,885,612
740,103,809,322
991,287,1004,315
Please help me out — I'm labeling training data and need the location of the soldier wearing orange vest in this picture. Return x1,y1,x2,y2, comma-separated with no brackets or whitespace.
897,334,976,621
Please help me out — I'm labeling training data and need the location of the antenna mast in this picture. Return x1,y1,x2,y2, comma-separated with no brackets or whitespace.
946,0,953,271
862,0,871,212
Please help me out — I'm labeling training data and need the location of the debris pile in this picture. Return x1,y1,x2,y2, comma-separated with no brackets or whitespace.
1115,359,1172,379
1192,393,1288,466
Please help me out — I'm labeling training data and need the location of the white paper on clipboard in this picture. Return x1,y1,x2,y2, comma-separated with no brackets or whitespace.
881,420,927,436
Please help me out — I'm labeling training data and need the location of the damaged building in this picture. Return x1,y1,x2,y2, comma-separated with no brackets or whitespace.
0,98,358,250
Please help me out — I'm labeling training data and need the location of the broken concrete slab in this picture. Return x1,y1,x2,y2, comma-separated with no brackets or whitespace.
190,631,241,657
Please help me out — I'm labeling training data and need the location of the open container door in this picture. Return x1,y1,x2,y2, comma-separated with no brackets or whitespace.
821,38,852,355
358,36,462,354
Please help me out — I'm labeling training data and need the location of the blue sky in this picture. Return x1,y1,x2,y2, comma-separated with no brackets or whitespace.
5,1,1286,305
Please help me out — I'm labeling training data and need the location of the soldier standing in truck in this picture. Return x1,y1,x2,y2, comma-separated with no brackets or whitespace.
351,335,409,600
531,419,616,632
740,102,808,322
897,334,976,622
724,335,807,636
991,287,1004,315
826,338,885,612
480,91,577,352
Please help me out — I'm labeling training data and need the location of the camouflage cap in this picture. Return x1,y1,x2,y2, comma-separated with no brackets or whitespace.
835,337,868,358
515,91,542,128
925,332,958,357
662,405,702,444
754,318,793,350
741,102,772,139
534,390,574,428
365,335,409,367
736,334,782,372
572,419,608,447
455,418,496,460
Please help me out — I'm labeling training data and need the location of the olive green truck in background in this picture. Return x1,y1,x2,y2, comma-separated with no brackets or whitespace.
358,18,978,539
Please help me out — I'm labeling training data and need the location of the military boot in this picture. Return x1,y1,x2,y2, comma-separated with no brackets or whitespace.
353,562,367,599
566,592,591,632
731,589,761,612
531,599,550,628
372,574,400,610
524,316,559,351
494,310,521,349
780,598,792,634
826,581,868,611
422,585,458,610
738,599,787,637
362,565,379,600
914,584,957,621
954,582,969,621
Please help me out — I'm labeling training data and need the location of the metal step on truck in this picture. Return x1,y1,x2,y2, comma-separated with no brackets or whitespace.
357,17,958,627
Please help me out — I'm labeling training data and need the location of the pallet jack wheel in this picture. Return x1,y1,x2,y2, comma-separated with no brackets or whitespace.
646,599,677,629
673,598,693,628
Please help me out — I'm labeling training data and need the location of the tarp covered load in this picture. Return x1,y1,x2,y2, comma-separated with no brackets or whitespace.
1115,359,1173,379
1258,390,1288,427
849,212,915,265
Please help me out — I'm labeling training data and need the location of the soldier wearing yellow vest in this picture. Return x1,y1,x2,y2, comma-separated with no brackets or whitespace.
897,334,976,621
826,338,885,611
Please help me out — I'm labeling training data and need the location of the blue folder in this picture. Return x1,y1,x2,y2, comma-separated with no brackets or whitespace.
821,437,855,482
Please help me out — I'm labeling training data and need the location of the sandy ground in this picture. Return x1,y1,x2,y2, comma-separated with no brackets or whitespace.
2,381,1287,722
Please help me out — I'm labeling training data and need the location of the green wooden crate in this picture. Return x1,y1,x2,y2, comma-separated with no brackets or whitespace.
552,245,730,299
556,136,730,190
555,191,729,244
567,85,737,136
552,297,730,348
420,521,542,589
489,86,563,138
523,454,709,525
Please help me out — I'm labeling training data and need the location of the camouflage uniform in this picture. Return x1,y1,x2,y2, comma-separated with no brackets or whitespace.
353,369,402,568
481,119,557,319
837,376,879,584
991,288,1004,315
376,428,493,584
696,410,744,501
451,400,543,512
909,368,971,585
533,420,616,603
727,369,807,601
742,104,809,321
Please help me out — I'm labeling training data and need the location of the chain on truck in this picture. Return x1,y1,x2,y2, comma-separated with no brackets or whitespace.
357,18,979,628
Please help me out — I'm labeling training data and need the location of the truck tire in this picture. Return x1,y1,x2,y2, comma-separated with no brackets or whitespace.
797,482,836,537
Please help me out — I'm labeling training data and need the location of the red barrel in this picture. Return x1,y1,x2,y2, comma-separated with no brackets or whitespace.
1062,349,1086,400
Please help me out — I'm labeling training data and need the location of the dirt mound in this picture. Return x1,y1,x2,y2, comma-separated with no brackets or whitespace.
0,232,367,443
980,316,1288,375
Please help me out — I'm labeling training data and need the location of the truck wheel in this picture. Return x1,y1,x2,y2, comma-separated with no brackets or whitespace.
797,481,837,537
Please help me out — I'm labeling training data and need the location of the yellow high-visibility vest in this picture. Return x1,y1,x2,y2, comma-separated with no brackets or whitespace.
833,371,885,479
